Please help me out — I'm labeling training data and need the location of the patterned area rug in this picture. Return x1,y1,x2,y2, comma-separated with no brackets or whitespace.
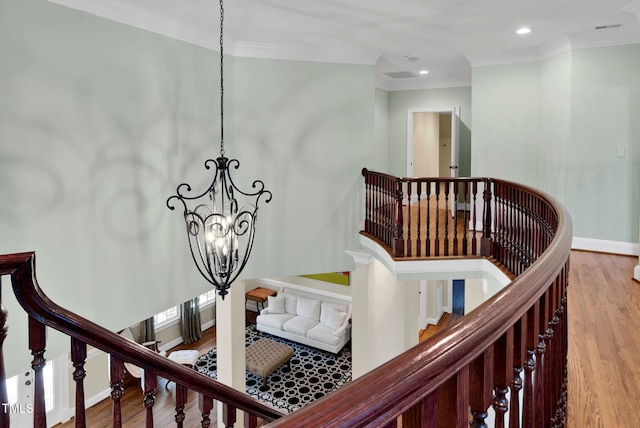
195,325,352,413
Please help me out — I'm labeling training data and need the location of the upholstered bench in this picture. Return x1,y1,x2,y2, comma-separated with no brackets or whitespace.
166,350,200,389
245,338,294,388
168,350,200,368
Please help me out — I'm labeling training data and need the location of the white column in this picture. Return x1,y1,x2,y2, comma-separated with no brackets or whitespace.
345,250,374,379
346,250,420,378
215,281,246,428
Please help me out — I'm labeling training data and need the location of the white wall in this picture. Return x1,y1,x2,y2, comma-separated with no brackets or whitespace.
471,46,640,248
0,0,375,376
350,256,419,378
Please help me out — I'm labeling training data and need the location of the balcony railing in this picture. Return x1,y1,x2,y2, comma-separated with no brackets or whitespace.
0,169,572,427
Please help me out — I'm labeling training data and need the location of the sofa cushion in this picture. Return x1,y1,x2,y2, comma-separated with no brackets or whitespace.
283,316,319,336
256,313,295,330
267,294,285,314
325,307,347,330
307,324,340,346
297,297,321,320
284,295,298,314
320,302,348,324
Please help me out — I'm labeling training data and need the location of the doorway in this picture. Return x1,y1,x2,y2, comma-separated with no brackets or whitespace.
452,279,465,316
406,106,460,180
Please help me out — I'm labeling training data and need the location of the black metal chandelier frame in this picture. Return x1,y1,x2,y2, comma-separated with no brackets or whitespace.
166,0,271,298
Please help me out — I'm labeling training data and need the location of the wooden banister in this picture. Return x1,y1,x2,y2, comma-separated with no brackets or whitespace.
263,172,572,427
0,171,572,427
1,252,284,427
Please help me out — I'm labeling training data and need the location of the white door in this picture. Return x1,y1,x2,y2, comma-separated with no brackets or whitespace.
449,107,460,216
418,281,427,330
6,356,66,427
6,368,34,426
407,106,461,216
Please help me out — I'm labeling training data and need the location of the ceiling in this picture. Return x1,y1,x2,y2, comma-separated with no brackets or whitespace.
48,0,640,90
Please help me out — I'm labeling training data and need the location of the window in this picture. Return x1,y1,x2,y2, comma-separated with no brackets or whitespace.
198,290,216,307
154,291,214,329
154,306,179,328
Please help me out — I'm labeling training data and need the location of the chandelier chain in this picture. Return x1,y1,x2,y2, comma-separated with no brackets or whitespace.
219,0,225,157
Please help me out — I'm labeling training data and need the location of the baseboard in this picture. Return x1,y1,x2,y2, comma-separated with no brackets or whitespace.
425,311,444,327
202,319,216,331
61,387,111,422
571,237,639,256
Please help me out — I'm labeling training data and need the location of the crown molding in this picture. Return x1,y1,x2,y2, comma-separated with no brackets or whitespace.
46,0,378,65
376,75,471,92
467,25,640,69
466,36,573,68
47,0,222,51
230,41,379,66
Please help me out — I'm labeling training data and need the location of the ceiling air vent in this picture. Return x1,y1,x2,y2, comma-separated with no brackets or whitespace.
384,71,418,79
595,23,623,30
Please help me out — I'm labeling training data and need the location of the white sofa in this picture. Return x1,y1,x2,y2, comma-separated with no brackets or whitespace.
256,288,352,354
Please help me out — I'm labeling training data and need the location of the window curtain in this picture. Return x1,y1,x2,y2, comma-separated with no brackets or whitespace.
139,317,155,343
180,298,203,345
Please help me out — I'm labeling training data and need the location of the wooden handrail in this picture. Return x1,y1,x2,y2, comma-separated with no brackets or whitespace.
1,252,284,427
0,171,572,427
264,172,572,427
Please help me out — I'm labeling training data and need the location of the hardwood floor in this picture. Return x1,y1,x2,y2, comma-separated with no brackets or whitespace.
566,251,640,428
55,251,640,427
55,327,220,428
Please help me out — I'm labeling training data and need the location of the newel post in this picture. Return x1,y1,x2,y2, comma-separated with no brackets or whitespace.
391,178,404,257
0,280,9,428
481,179,493,257
362,168,372,234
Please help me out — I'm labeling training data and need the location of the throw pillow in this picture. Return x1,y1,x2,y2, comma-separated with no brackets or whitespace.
284,295,298,314
325,307,347,330
267,295,285,314
320,302,347,324
297,297,321,320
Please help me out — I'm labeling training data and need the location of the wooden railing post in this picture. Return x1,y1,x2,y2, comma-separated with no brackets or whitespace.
481,179,493,257
175,384,187,428
391,178,404,257
438,367,470,428
362,169,372,235
143,369,157,428
493,328,514,428
0,280,9,428
71,337,87,427
110,355,125,428
29,315,47,428
470,348,494,427
222,403,237,428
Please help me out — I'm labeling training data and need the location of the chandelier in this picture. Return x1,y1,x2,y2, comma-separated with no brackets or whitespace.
167,0,272,299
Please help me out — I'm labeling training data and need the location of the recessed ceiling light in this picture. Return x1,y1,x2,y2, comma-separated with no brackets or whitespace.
516,27,531,35
419,70,429,75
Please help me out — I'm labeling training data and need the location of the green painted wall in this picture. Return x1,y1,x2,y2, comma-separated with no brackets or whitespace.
374,88,390,171
472,46,640,243
386,87,472,178
229,56,375,278
472,62,541,184
0,0,375,376
568,46,640,243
